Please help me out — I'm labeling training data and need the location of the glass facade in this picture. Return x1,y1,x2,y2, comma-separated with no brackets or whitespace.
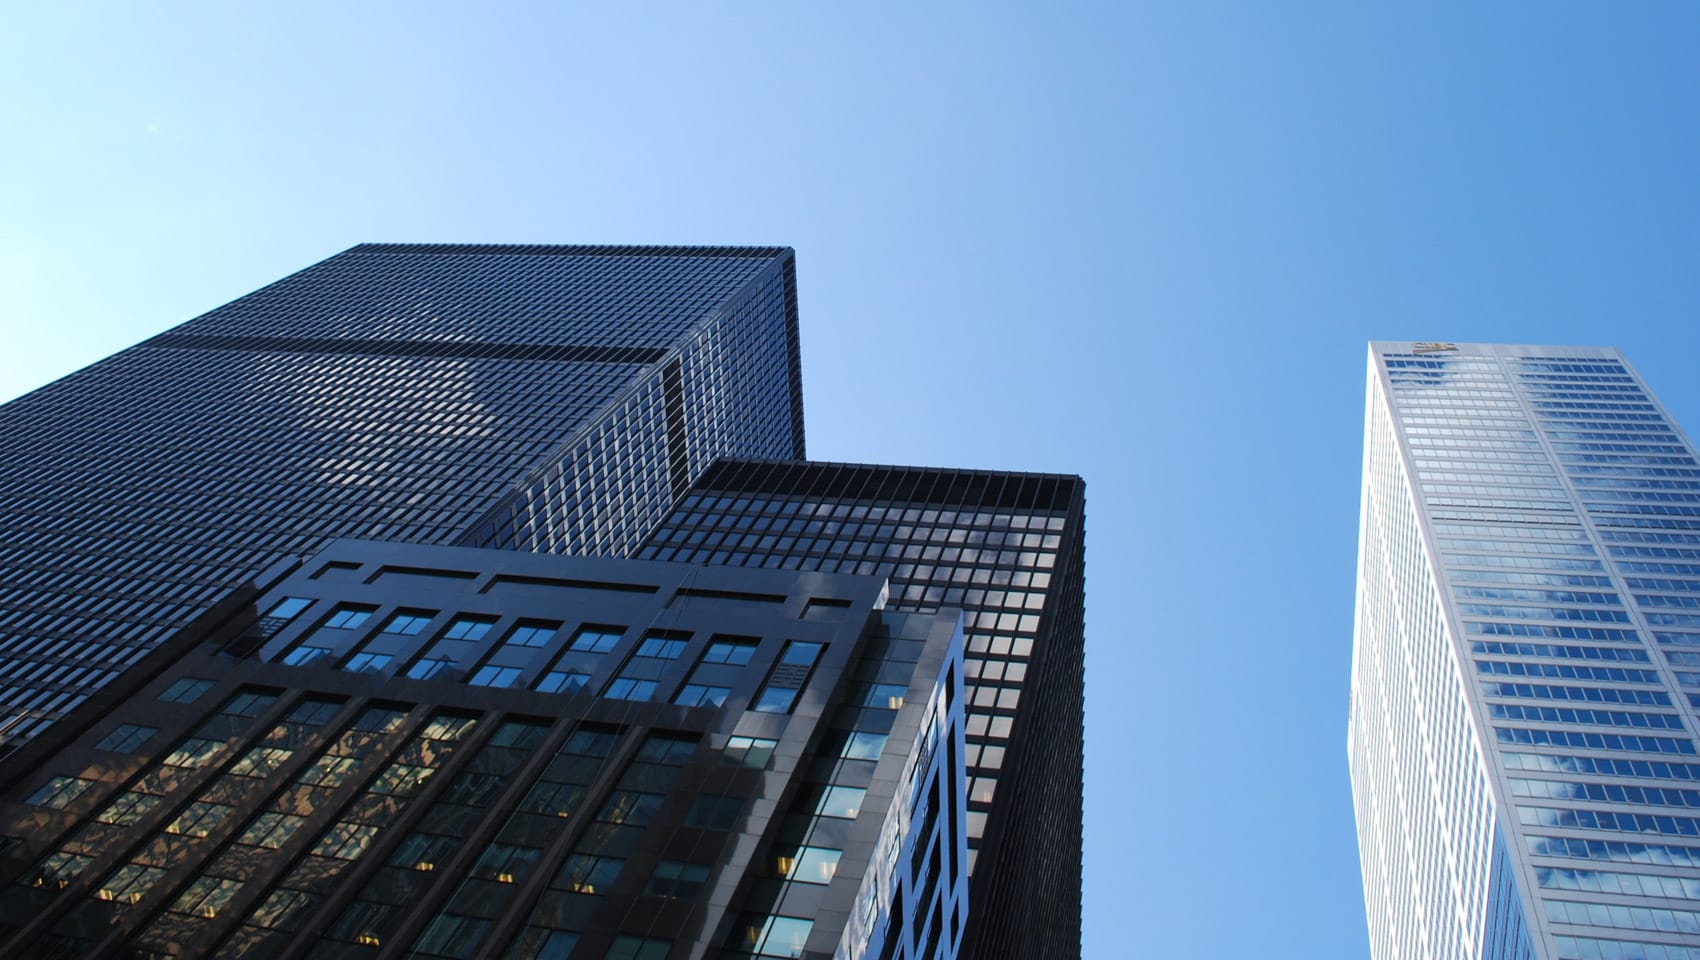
1351,342,1700,960
636,459,1085,960
0,245,804,742
0,541,965,960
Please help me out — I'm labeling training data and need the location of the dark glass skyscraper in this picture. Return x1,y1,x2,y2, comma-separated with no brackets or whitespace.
0,245,803,741
636,460,1086,960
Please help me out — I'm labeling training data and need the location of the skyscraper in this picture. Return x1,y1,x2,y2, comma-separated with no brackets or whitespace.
0,539,967,960
1351,342,1700,960
0,244,804,741
0,246,1084,959
636,460,1085,960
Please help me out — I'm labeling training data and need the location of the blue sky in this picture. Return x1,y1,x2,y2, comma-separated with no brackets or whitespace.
6,4,1700,956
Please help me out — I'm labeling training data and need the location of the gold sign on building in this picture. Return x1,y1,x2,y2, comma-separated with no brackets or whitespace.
1412,342,1458,355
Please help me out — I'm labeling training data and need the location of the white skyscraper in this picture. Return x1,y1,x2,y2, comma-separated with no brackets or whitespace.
1351,342,1700,960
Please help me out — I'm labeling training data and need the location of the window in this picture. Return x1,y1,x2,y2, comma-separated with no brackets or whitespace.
814,785,865,819
312,821,381,861
369,763,436,797
413,913,490,959
838,731,887,761
775,845,840,884
297,756,360,788
686,794,744,830
381,610,435,635
608,935,671,960
264,597,313,621
164,801,233,838
169,876,242,918
604,677,657,701
246,888,319,931
722,736,777,768
646,860,710,899
519,781,585,818
751,641,822,714
635,733,697,765
230,746,294,778
95,790,163,825
408,658,456,681
158,677,214,704
536,670,590,694
595,790,664,827
469,665,522,688
389,831,458,872
860,683,906,710
675,683,730,708
505,621,559,648
702,638,759,665
344,652,392,674
555,853,624,893
471,842,542,884
93,723,156,753
323,606,375,630
93,862,166,905
286,697,343,727
27,851,92,889
237,812,308,849
506,929,578,960
729,915,813,959
569,626,624,653
282,645,331,667
442,616,497,642
419,714,478,741
25,776,94,809
635,633,689,659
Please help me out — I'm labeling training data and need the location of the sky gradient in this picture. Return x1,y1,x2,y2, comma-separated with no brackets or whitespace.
6,4,1700,957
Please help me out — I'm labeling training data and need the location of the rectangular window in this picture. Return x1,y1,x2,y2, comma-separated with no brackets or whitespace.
536,670,590,694
595,790,664,827
263,597,313,622
158,677,214,704
702,637,759,665
775,845,841,885
646,860,710,899
569,626,624,654
323,606,375,630
407,658,456,681
469,665,522,688
505,621,560,648
282,645,331,667
603,677,657,702
442,616,496,642
93,723,156,753
674,683,730,708
813,785,865,819
471,842,543,884
635,632,690,659
555,853,624,893
380,610,436,636
728,915,813,959
723,736,777,768
164,801,233,838
344,652,392,674
25,776,94,809
750,641,822,714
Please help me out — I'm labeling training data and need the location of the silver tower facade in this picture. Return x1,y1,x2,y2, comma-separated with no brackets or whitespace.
1351,342,1700,960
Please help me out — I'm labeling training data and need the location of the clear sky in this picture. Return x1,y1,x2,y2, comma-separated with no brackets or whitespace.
5,4,1700,957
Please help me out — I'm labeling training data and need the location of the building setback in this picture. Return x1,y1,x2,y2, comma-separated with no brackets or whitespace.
0,542,965,960
1351,342,1700,960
